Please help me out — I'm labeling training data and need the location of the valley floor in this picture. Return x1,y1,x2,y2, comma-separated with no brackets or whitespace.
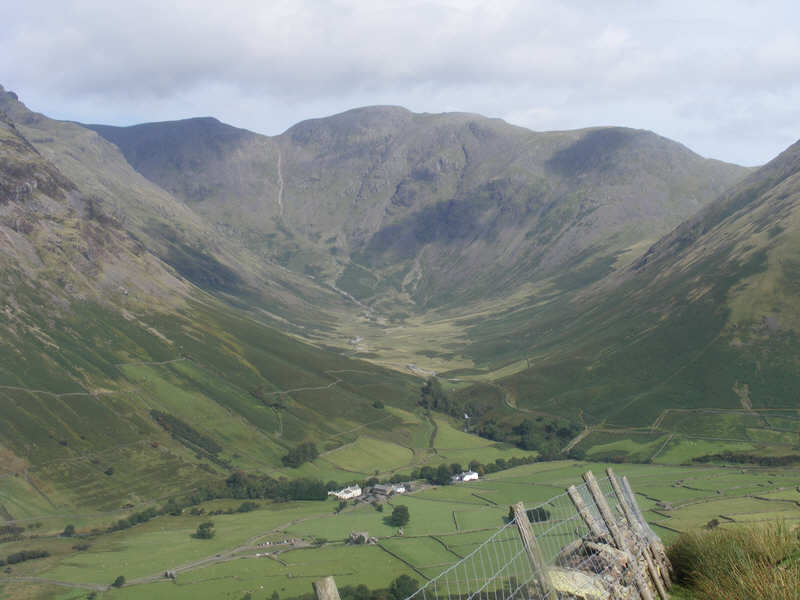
2,459,798,600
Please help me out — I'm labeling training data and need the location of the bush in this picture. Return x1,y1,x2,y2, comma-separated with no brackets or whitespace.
668,521,799,600
62,524,75,537
6,549,49,564
111,575,125,588
194,521,215,539
389,574,419,600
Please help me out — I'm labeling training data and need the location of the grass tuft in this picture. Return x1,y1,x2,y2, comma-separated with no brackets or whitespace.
668,521,800,600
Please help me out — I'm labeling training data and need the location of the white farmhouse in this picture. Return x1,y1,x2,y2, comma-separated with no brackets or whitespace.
453,471,479,482
328,485,362,500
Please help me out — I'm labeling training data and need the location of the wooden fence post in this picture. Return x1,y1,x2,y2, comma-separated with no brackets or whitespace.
583,471,654,600
622,475,673,581
607,468,669,599
313,576,341,600
511,501,556,598
566,485,606,540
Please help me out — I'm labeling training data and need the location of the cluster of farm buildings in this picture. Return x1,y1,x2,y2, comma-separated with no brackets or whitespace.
327,471,479,501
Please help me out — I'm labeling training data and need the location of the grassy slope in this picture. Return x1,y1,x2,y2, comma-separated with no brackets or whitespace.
472,140,800,459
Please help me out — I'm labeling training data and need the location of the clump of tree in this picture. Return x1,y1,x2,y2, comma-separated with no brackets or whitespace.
411,455,537,484
389,505,410,527
111,575,126,588
693,451,800,467
150,410,222,455
0,524,24,542
193,521,215,539
1,549,50,566
225,471,328,501
61,524,75,537
418,377,488,420
282,442,319,468
108,507,159,532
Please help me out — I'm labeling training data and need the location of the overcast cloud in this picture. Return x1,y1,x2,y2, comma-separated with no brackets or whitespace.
1,0,799,165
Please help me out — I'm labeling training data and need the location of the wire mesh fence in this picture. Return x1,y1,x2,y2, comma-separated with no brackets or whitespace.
401,469,671,600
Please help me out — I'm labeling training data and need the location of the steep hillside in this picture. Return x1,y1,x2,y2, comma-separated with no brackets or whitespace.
0,87,421,518
0,88,358,335
87,109,748,313
491,137,800,436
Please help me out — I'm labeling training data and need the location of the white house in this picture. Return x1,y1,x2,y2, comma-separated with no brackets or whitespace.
453,471,479,482
328,485,362,500
394,485,407,494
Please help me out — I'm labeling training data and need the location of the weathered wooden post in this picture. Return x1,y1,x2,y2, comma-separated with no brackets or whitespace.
622,475,673,580
583,471,654,600
607,468,669,599
313,576,341,600
566,485,606,540
511,501,556,598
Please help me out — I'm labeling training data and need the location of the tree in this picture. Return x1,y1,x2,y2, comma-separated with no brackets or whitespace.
390,574,419,600
389,504,410,527
193,521,215,539
62,524,75,537
271,592,280,600
434,464,452,485
281,442,319,468
111,575,125,588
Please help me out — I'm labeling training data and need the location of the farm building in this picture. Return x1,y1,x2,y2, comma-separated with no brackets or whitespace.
371,483,407,496
328,485,362,500
452,471,479,482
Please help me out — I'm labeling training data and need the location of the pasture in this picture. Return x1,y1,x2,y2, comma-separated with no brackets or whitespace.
4,457,798,599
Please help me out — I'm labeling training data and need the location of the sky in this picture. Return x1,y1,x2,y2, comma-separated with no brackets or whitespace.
1,0,799,166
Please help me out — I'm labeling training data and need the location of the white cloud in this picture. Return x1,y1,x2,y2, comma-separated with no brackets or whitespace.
1,0,798,164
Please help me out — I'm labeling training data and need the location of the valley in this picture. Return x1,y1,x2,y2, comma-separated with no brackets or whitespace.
0,80,799,599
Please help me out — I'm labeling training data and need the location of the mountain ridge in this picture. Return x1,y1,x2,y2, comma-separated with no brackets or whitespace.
85,106,749,315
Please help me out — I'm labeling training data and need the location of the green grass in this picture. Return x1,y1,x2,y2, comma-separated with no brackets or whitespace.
320,437,414,474
37,502,326,584
380,536,460,569
653,438,756,464
668,521,800,600
3,460,797,600
106,544,420,600
431,418,495,450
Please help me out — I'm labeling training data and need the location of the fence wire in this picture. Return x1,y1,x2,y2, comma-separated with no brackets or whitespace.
403,471,668,600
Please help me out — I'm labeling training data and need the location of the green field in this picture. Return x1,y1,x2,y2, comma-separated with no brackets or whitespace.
3,458,798,599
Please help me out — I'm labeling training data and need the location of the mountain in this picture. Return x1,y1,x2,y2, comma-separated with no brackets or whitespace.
0,85,419,516
490,137,800,441
87,109,747,313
